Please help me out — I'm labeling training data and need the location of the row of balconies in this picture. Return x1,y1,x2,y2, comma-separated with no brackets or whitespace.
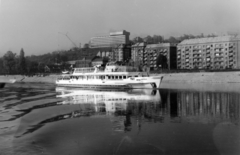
178,52,230,59
179,63,229,68
178,57,235,63
178,45,235,53
178,64,236,69
179,42,236,49
144,49,168,54
177,51,235,59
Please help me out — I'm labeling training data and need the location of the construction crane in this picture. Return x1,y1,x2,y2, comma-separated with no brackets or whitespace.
58,32,78,48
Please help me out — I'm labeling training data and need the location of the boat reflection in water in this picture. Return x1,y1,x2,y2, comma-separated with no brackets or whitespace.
55,87,161,132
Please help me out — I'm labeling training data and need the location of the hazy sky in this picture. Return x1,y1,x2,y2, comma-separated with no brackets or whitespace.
0,0,240,56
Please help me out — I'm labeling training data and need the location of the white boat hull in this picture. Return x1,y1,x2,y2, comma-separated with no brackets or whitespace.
56,76,163,89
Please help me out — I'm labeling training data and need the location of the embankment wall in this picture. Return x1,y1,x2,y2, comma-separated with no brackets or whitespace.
153,72,240,83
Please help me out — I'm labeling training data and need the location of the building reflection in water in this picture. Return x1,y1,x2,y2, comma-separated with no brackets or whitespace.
176,90,240,124
55,87,240,132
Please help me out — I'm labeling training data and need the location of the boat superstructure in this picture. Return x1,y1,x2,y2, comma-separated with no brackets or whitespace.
56,63,163,89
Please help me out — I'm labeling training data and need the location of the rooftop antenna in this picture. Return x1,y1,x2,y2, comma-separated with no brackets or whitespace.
58,32,78,48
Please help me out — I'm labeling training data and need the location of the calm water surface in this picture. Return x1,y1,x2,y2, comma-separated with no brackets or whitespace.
0,83,239,155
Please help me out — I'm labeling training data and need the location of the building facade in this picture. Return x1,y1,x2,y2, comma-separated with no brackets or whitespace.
131,43,147,68
110,44,131,62
177,35,240,69
131,43,177,70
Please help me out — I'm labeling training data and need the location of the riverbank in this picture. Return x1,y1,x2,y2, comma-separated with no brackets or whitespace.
1,71,240,84
0,75,57,84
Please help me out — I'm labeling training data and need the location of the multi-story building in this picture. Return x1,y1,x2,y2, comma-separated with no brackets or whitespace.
89,30,131,62
110,44,131,62
90,30,130,48
132,43,177,70
177,35,240,69
131,43,147,67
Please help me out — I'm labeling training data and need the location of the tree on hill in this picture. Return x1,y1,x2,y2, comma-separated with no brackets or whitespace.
25,59,38,74
144,35,153,44
167,36,179,43
3,51,16,74
0,58,4,74
19,48,26,74
132,37,144,44
152,35,164,43
38,62,45,73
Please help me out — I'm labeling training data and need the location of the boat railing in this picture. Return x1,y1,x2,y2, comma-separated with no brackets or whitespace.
73,66,142,74
74,67,95,73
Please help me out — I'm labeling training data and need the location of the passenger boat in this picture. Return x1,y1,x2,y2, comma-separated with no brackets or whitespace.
56,62,163,89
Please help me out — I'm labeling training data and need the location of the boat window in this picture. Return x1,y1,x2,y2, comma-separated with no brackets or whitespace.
116,76,118,79
123,76,126,79
111,76,114,79
119,76,122,79
135,75,138,77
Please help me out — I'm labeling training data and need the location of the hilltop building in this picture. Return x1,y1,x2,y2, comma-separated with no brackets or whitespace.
89,30,131,62
177,35,240,69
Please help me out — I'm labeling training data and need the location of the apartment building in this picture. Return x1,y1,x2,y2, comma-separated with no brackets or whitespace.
139,43,177,70
131,42,147,67
177,35,240,69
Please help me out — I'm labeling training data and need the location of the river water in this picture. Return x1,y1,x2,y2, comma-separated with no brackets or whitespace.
0,83,239,155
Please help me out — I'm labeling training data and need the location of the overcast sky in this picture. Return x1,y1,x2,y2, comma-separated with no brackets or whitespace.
0,0,240,56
